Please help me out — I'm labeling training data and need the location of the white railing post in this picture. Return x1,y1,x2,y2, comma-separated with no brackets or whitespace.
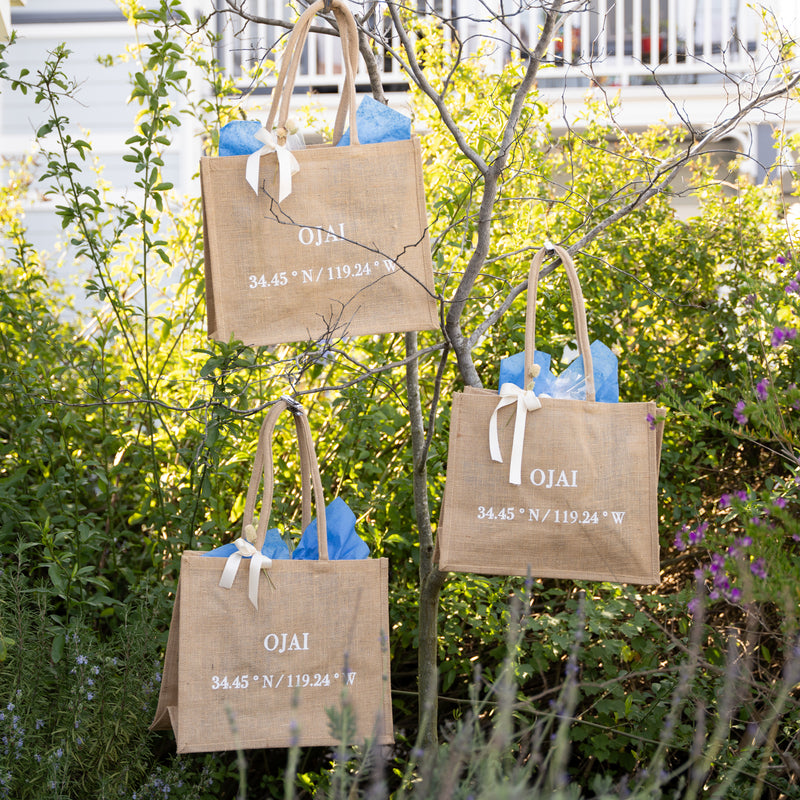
667,0,678,65
684,0,696,58
649,0,659,68
579,3,589,64
633,0,643,64
598,0,609,60
615,0,626,83
702,0,712,59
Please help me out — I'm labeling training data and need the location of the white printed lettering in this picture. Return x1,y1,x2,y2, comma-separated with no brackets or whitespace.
529,468,578,488
298,223,345,246
263,632,310,654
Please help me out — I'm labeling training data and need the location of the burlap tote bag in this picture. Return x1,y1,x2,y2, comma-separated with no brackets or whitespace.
151,400,393,753
201,0,437,346
437,245,665,584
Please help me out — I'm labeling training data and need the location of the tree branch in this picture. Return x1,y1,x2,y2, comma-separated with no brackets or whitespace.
386,1,487,174
443,0,566,387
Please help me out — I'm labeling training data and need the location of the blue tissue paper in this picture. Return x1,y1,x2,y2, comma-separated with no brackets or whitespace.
292,497,370,560
499,341,619,403
217,96,410,157
202,497,369,561
203,527,292,559
218,120,264,157
337,95,411,146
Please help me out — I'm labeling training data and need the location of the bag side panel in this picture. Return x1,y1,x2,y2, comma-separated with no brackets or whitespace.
150,578,182,731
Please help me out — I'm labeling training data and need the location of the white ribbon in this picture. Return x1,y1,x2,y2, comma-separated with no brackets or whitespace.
245,128,300,202
490,383,542,485
218,537,273,609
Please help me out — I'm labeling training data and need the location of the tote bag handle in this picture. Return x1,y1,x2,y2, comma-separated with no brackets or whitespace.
241,399,329,560
525,245,596,402
265,0,360,147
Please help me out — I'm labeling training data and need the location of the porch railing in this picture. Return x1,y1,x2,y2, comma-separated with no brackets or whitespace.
216,0,771,93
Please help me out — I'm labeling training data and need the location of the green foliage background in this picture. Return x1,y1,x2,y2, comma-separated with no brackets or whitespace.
0,2,797,798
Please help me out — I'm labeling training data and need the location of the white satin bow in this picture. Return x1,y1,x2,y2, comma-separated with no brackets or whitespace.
245,128,300,202
218,536,273,609
489,383,542,485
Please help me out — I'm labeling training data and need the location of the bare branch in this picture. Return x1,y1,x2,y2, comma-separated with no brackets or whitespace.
386,1,487,174
444,0,567,387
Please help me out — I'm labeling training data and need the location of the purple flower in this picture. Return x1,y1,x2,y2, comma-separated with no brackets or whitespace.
729,587,743,602
735,489,749,502
786,278,800,294
720,493,732,508
751,557,767,579
777,255,787,264
734,401,748,424
771,327,798,347
688,521,708,545
756,379,769,401
674,527,686,551
646,413,656,430
713,574,731,593
773,497,787,510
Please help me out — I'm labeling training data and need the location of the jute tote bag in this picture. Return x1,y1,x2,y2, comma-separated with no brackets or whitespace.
201,0,437,346
151,400,393,753
437,246,665,584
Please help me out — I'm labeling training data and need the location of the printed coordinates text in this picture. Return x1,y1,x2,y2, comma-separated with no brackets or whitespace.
248,260,396,290
476,506,626,525
210,671,357,690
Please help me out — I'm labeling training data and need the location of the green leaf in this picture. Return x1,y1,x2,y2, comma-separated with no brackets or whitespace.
50,632,65,663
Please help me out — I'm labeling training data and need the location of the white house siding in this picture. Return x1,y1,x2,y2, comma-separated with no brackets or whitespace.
0,0,797,292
